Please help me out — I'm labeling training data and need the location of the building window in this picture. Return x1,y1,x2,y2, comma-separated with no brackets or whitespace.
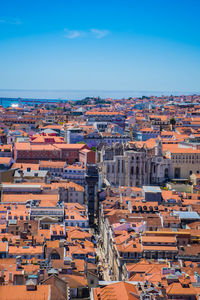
136,166,139,176
131,166,134,175
164,168,169,179
174,168,180,179
122,161,124,173
118,160,120,172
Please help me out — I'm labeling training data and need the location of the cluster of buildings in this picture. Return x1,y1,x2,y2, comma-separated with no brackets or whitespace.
0,94,200,299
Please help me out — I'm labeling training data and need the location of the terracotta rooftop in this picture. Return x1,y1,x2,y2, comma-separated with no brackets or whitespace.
93,282,139,300
0,285,51,300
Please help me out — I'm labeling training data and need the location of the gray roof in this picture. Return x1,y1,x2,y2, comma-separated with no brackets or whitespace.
173,211,200,220
75,107,85,112
41,128,58,134
64,256,72,262
48,268,59,275
14,169,48,178
2,184,41,189
16,137,30,143
143,186,161,193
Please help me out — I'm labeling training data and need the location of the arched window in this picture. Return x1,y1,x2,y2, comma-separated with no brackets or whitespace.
118,160,120,172
122,161,124,173
164,168,169,178
131,166,134,175
136,166,139,175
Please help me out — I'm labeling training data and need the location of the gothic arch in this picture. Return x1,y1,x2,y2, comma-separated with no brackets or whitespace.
131,166,134,175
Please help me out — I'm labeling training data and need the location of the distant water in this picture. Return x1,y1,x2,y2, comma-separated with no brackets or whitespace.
0,89,197,107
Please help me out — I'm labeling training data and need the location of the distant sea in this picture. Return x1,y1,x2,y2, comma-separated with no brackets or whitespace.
0,89,198,107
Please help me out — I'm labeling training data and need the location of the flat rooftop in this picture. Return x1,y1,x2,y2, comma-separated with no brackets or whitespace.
143,186,161,193
2,184,41,189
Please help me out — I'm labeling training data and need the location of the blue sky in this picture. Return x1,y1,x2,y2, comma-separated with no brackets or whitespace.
0,0,200,93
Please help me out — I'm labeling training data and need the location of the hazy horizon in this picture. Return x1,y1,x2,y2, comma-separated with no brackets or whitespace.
0,88,199,101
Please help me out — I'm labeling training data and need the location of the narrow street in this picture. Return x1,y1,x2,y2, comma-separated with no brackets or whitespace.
90,226,112,281
95,240,112,281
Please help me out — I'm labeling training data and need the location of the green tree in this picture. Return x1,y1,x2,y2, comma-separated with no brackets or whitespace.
76,141,86,144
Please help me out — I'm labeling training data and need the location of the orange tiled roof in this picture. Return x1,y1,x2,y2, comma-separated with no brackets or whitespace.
167,282,197,296
2,193,59,203
142,236,176,244
93,282,139,300
11,163,39,170
0,157,12,164
0,241,8,252
0,285,51,300
9,246,43,255
85,111,124,115
39,160,66,168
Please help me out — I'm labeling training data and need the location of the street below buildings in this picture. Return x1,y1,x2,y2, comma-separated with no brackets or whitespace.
95,237,112,281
